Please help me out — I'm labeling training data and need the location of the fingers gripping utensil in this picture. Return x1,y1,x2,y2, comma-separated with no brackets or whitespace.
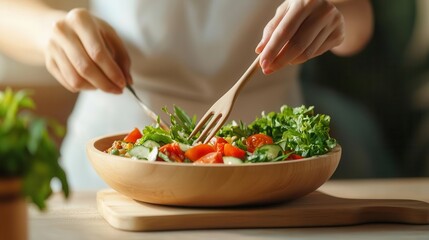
126,85,169,131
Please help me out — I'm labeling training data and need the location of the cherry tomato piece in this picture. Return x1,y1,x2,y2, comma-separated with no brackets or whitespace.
194,152,223,164
289,153,303,160
245,133,273,153
214,137,228,155
223,143,246,159
185,144,215,162
123,128,142,143
159,143,185,162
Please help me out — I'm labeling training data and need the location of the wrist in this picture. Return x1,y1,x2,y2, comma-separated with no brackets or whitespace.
36,10,67,58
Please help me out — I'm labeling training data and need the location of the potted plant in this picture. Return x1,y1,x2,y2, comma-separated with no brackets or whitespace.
0,88,69,240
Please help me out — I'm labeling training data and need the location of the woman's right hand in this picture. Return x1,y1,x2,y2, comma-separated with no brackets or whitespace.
44,8,131,94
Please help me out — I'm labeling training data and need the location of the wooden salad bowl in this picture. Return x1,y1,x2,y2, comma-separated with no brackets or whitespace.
87,133,342,207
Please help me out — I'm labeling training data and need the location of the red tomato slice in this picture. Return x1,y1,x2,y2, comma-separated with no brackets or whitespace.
159,143,185,162
194,152,223,164
245,133,274,153
123,128,142,143
288,153,303,160
223,143,246,159
284,150,304,160
214,137,228,155
185,144,215,162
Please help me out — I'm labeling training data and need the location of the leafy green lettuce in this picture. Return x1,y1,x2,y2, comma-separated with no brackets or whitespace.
138,105,196,145
220,105,337,157
252,105,336,157
140,105,336,158
137,125,172,145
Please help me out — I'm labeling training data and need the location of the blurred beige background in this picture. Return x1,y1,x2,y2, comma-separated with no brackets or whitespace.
0,0,88,144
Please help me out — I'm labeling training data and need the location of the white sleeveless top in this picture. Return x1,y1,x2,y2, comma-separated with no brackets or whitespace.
62,0,303,189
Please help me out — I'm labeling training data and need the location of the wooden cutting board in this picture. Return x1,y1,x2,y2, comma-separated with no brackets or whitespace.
97,189,429,231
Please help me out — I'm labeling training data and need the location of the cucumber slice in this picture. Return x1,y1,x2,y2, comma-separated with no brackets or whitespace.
158,152,173,162
147,147,158,162
142,140,160,148
256,144,283,160
128,145,150,160
223,156,243,165
178,143,191,152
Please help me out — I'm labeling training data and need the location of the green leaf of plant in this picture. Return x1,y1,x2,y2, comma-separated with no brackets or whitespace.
0,88,69,211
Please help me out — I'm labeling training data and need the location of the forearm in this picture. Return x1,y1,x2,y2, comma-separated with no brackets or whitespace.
330,0,373,56
0,0,66,64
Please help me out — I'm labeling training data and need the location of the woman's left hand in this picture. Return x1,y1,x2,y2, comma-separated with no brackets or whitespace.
256,0,345,74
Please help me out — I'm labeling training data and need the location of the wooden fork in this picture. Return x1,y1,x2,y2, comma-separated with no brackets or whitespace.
189,55,261,143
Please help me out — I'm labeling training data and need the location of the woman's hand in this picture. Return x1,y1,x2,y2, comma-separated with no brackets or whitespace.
44,8,131,94
256,0,345,74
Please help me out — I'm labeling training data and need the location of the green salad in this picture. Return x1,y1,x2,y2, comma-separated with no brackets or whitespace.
106,105,337,164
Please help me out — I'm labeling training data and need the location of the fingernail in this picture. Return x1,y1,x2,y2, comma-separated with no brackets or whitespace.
118,80,125,88
261,59,266,68
263,68,273,75
112,74,125,88
261,59,269,70
255,42,263,54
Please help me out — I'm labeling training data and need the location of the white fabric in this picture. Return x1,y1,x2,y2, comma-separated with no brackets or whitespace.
62,0,303,189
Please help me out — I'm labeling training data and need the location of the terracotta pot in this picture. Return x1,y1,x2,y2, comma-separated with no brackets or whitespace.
0,178,27,240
